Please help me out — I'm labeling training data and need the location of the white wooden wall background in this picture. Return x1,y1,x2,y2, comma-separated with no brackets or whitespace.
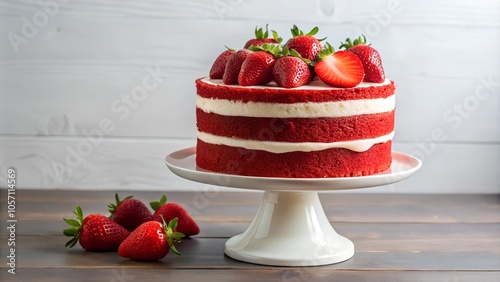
0,0,499,193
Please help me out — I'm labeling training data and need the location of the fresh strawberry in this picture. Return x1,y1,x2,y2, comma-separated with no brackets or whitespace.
314,43,365,88
222,49,252,85
285,25,323,61
272,47,311,88
150,195,200,237
108,193,152,232
209,48,235,79
243,24,282,49
118,216,185,261
63,205,130,251
238,49,277,86
339,35,385,83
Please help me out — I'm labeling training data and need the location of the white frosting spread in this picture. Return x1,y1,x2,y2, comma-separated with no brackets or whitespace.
197,131,394,153
201,77,391,89
197,95,395,118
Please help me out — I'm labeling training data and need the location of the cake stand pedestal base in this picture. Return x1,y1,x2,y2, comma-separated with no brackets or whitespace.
224,191,354,266
165,147,422,267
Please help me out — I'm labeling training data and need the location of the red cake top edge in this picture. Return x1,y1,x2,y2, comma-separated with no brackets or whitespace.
196,77,395,103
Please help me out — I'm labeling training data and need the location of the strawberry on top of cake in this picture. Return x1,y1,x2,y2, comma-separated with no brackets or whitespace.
196,25,394,178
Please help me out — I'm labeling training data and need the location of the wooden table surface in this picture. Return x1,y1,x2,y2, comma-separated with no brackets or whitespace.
0,190,499,282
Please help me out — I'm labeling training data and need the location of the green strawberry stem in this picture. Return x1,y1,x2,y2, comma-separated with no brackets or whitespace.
290,25,318,37
290,25,326,42
63,205,84,248
339,34,369,49
107,193,133,217
247,43,282,57
247,44,311,65
255,24,269,39
159,215,185,256
254,24,282,43
150,194,168,211
316,42,336,61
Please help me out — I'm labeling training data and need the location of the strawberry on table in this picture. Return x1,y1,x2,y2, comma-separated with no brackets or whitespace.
314,43,365,88
222,49,252,85
272,47,311,88
285,25,324,61
63,205,130,251
339,35,386,83
209,47,235,79
150,195,200,237
108,193,152,232
243,24,282,49
118,216,185,261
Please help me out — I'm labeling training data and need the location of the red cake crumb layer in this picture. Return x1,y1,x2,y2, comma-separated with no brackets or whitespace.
197,109,394,143
196,78,395,103
196,140,392,178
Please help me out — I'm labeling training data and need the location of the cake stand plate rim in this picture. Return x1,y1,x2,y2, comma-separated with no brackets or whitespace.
165,147,422,191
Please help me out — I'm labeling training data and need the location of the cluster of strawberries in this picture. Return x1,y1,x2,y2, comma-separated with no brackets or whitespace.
209,24,386,88
63,194,199,261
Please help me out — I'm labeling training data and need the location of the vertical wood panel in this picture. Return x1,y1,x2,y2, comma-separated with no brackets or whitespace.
0,0,498,190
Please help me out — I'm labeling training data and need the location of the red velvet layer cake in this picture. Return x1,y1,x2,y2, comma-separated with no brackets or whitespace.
195,78,395,178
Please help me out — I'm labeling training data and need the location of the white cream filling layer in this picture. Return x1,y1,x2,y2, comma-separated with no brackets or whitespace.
197,131,394,153
197,95,395,118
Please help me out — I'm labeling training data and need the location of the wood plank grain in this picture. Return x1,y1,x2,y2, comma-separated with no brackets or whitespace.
1,191,499,227
1,269,499,282
0,235,498,270
0,191,498,280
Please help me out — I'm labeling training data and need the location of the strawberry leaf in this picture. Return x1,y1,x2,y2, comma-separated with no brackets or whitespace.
63,228,78,236
65,237,78,248
159,215,185,256
109,193,133,216
167,217,179,231
271,30,283,43
63,205,84,248
170,232,185,240
307,26,319,36
168,238,181,256
340,34,368,50
150,194,167,211
63,218,80,227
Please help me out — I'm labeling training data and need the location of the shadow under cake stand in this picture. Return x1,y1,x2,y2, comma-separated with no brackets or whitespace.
165,147,421,267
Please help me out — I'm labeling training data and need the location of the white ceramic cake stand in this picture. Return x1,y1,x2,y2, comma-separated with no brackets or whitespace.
165,147,421,266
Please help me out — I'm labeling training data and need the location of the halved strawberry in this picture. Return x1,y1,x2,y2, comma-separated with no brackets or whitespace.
272,47,311,88
222,49,252,85
285,25,324,61
314,43,364,88
209,47,235,79
243,24,282,49
339,35,385,83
